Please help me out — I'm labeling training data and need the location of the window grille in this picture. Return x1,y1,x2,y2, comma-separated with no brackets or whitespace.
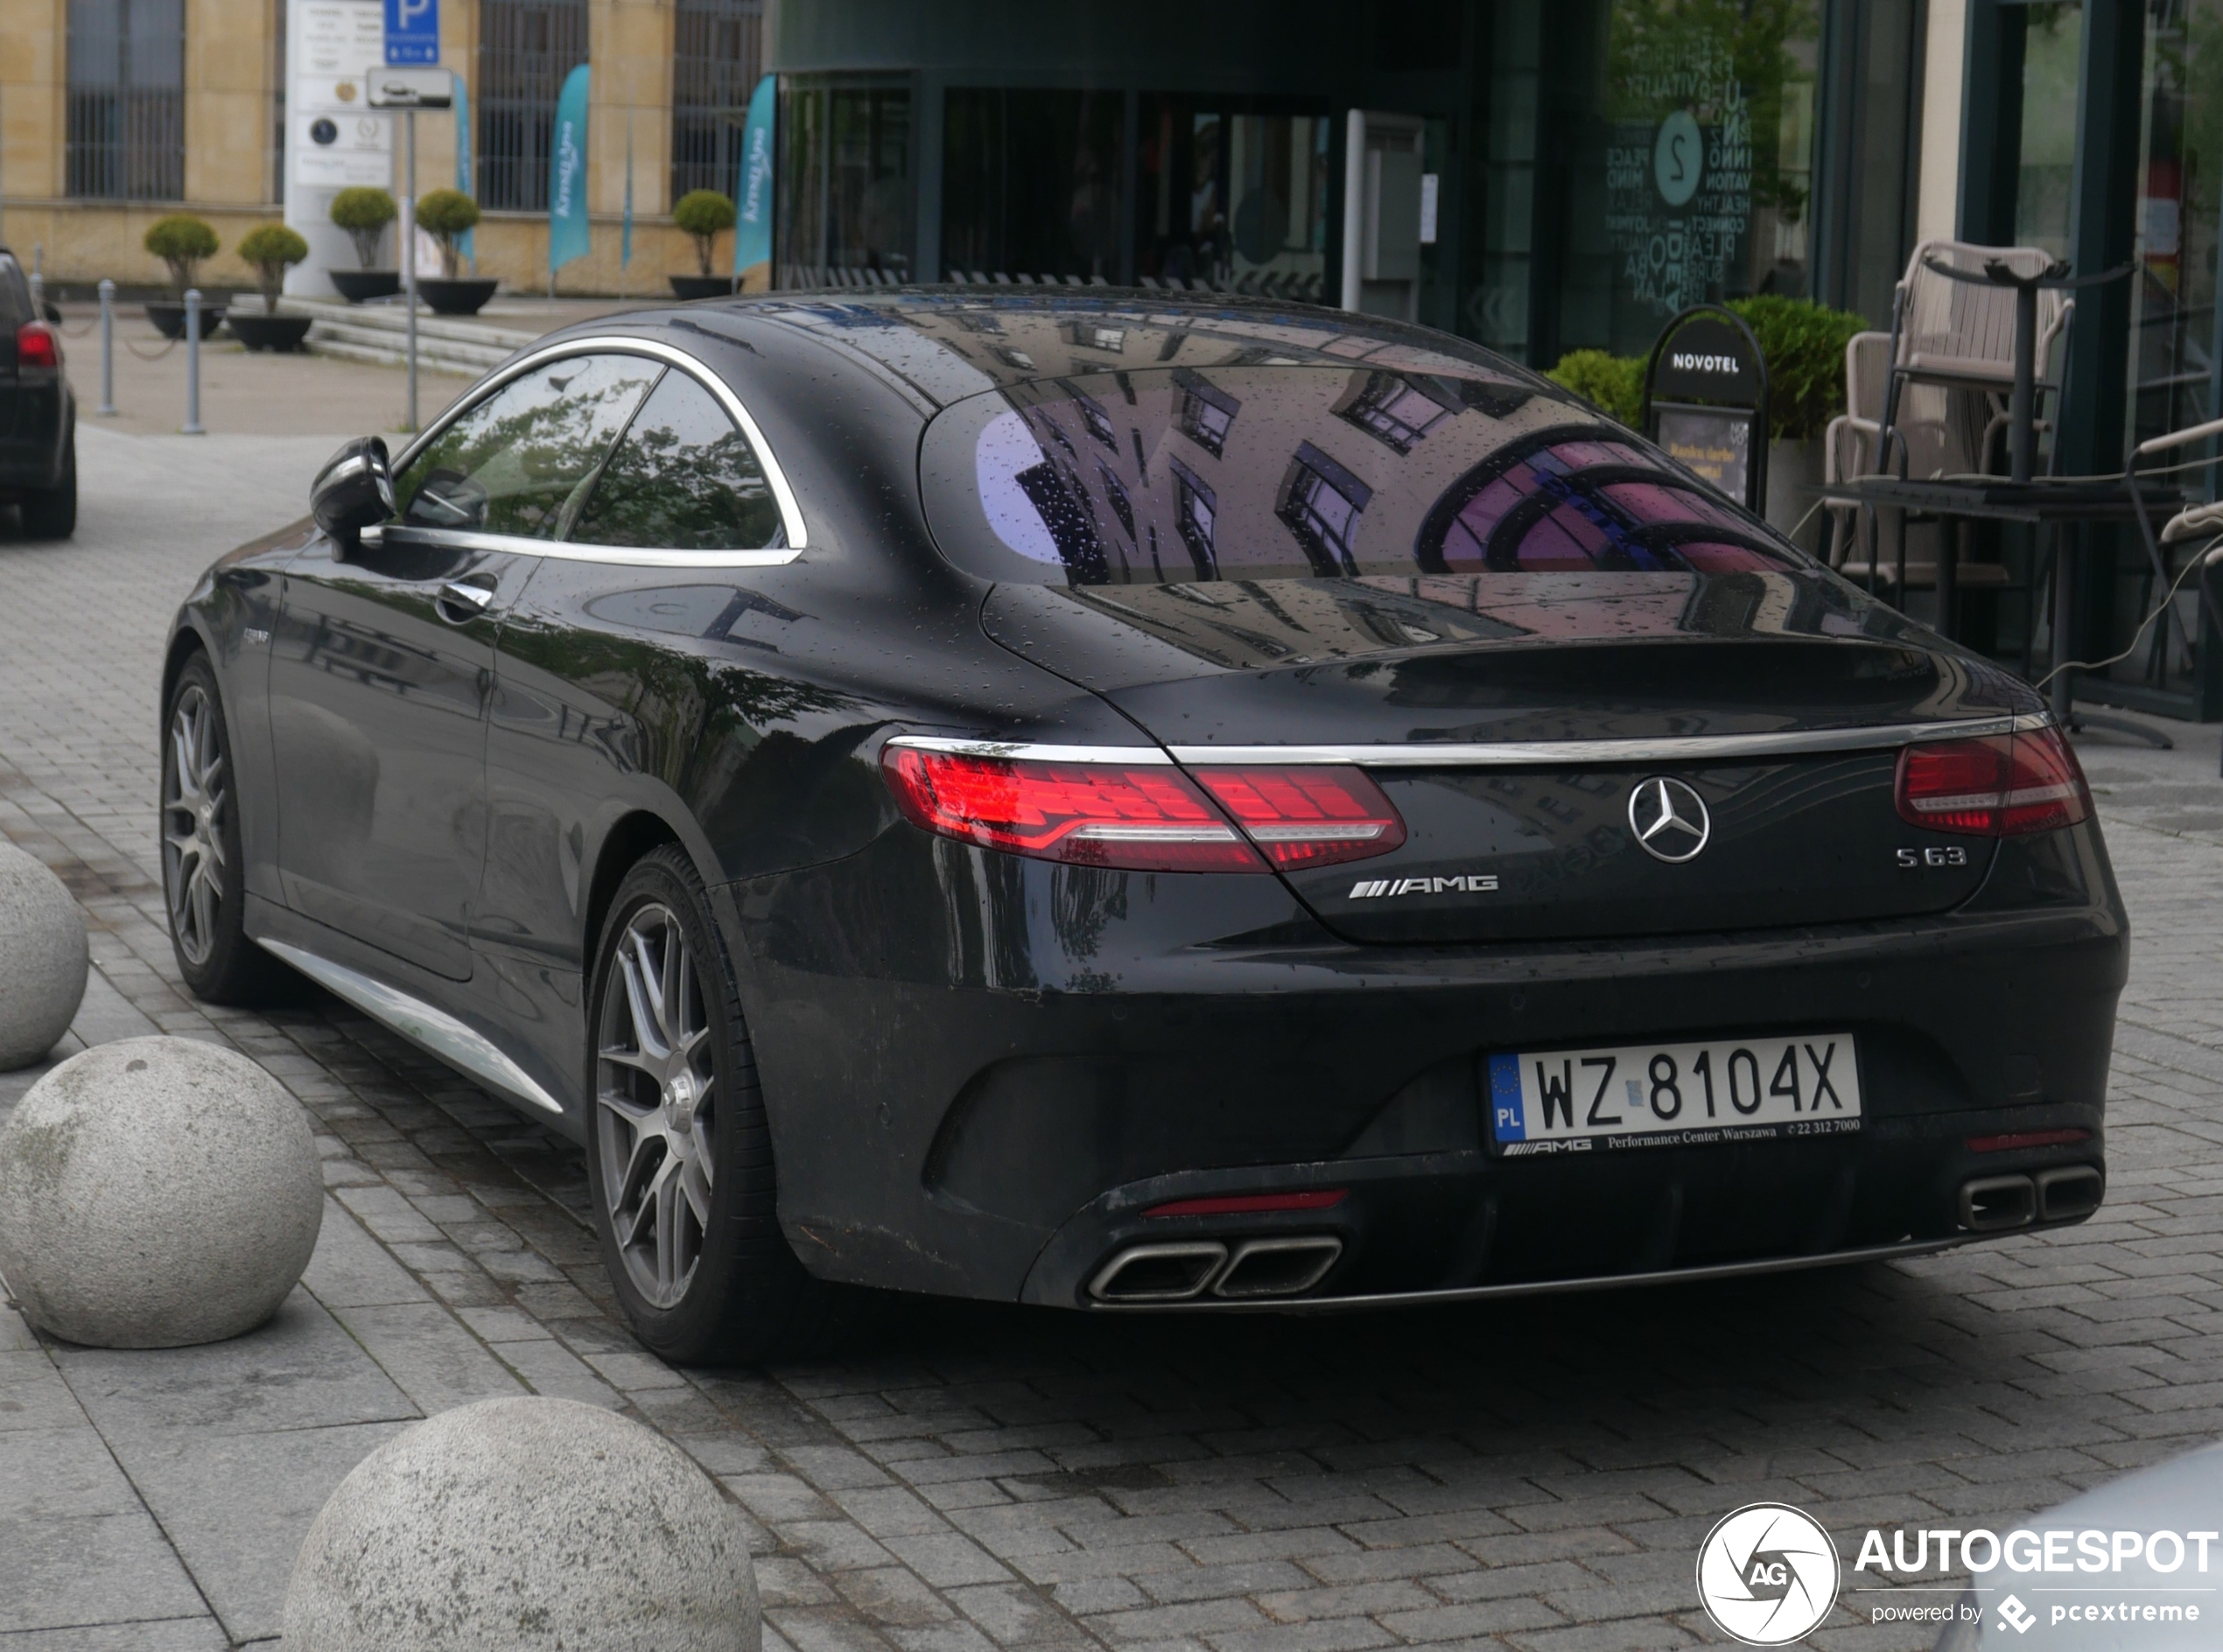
1336,372,1461,454
67,0,185,201
1168,456,1218,577
1175,370,1238,457
478,0,588,212
1277,442,1373,575
670,0,761,203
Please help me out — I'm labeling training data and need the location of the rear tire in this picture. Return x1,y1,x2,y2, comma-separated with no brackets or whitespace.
585,844,831,1365
162,654,289,1004
18,431,76,540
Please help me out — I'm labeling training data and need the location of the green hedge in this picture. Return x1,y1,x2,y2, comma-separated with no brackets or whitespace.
1546,296,1869,443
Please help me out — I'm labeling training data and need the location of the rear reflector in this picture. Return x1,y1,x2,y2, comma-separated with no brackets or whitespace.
1895,725,2091,836
880,746,1265,872
15,322,58,371
1967,1127,2092,1153
1191,766,1406,869
1142,1189,1348,1219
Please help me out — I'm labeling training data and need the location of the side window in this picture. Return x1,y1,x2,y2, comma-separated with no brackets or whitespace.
565,371,783,551
394,354,663,539
0,258,29,327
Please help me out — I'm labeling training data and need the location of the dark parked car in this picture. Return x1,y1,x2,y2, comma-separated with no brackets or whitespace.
163,291,2126,1362
0,248,74,539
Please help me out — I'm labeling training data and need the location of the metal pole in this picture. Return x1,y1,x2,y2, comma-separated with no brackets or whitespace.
1339,109,1365,312
406,108,419,434
182,288,204,434
2010,278,2039,484
96,279,116,416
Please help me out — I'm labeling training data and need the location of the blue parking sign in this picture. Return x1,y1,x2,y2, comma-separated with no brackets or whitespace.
383,0,438,65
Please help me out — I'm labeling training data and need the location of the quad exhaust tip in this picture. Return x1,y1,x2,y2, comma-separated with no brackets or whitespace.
1089,1236,1344,1304
1959,1166,2104,1233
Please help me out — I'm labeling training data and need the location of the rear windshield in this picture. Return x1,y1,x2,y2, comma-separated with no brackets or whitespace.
918,366,1803,586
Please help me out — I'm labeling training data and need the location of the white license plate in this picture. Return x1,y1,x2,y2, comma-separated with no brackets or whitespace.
1486,1034,1862,1156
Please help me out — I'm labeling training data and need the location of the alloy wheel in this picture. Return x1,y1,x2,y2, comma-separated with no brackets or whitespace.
596,901,718,1309
162,685,228,968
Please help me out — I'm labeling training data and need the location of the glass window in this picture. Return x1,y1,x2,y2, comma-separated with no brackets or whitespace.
2016,4,2085,259
478,0,588,212
569,371,784,551
1336,372,1462,453
1133,99,1331,298
67,0,184,200
395,354,663,540
671,0,762,203
776,78,913,285
923,367,1803,586
942,88,1123,283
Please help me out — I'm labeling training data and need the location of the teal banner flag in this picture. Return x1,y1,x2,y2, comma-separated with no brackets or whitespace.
452,70,473,265
548,64,591,274
733,74,774,285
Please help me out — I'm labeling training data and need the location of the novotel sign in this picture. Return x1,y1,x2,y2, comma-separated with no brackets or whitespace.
1651,318,1761,402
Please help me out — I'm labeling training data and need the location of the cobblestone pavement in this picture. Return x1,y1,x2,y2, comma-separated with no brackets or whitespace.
4,424,2223,1650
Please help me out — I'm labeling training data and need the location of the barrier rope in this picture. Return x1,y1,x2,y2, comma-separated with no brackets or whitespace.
123,334,180,360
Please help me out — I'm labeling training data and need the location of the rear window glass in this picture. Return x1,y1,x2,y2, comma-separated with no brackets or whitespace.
919,366,1802,586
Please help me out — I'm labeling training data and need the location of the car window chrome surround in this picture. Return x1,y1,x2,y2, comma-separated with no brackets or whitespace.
380,333,807,567
887,714,2052,769
258,938,564,1116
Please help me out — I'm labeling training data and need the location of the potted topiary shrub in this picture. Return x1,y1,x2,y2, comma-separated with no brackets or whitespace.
410,189,497,316
228,224,315,352
670,190,739,299
328,188,401,303
143,215,226,340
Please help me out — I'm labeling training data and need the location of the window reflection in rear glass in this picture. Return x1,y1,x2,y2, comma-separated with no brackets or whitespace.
926,366,1800,585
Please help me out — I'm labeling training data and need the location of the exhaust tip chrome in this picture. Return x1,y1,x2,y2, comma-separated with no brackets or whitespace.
2036,1165,2104,1222
1211,1236,1344,1299
1088,1242,1227,1303
1959,1173,2037,1233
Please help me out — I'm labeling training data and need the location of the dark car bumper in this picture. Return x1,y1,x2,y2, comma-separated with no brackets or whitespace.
732,823,2126,1309
0,375,73,490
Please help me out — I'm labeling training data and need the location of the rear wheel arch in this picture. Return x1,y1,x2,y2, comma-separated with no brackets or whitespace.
583,809,689,974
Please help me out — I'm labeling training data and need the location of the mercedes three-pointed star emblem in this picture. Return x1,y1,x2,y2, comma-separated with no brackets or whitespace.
1628,776,1711,864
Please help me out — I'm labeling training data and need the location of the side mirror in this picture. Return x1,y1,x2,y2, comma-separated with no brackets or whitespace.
311,437,395,545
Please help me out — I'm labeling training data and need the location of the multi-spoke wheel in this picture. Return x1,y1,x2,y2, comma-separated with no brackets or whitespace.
161,654,282,1003
585,845,825,1363
596,901,718,1308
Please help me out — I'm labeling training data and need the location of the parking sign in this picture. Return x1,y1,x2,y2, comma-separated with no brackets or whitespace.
382,0,438,65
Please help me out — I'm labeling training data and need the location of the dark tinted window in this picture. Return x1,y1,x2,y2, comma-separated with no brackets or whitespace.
568,370,782,551
394,354,662,539
921,366,1803,586
0,257,29,326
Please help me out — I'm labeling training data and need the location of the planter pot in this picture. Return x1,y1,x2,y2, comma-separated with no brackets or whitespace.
1765,437,1826,554
669,275,740,300
145,300,228,340
417,277,499,317
228,312,315,353
329,270,402,304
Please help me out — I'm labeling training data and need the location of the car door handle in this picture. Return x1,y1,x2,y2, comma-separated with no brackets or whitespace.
436,579,497,621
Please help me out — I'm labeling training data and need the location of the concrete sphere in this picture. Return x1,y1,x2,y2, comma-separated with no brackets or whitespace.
0,839,87,1070
284,1397,763,1652
0,1036,321,1347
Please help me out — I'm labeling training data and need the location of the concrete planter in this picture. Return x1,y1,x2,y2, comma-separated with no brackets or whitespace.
145,299,228,340
670,275,741,300
1765,437,1826,555
329,270,402,304
417,277,498,316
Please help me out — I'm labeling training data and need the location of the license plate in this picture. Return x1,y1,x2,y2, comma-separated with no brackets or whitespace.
1487,1034,1862,1156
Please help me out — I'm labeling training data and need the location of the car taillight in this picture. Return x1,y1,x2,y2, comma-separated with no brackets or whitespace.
1190,766,1406,869
1895,725,2091,836
880,747,1266,872
15,322,58,370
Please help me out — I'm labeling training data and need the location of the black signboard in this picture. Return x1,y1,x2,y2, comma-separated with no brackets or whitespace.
1639,304,1771,515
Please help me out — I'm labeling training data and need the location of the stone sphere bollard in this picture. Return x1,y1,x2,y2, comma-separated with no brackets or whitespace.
0,1036,321,1347
0,840,88,1070
284,1396,763,1652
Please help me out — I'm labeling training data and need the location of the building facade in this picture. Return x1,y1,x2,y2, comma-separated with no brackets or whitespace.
0,0,761,292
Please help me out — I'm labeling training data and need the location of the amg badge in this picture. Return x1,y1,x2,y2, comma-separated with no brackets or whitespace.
1348,874,1499,900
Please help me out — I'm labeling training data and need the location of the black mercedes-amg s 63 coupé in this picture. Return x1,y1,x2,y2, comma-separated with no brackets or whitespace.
163,291,2125,1361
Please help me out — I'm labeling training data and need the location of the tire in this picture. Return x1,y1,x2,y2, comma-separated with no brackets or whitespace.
162,654,288,1003
586,844,831,1364
19,431,76,540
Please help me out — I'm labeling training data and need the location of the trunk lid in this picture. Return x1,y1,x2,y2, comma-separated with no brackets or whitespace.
982,575,2023,942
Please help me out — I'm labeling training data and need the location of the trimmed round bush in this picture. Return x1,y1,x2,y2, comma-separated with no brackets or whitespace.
0,840,86,1070
237,223,310,311
413,189,480,277
0,1036,322,1347
329,188,398,270
284,1396,762,1651
144,214,220,292
673,190,737,276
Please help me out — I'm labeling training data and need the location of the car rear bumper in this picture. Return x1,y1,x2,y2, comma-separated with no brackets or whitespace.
731,822,2127,1307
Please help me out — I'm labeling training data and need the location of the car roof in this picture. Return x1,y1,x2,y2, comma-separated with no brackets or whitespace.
604,287,1552,416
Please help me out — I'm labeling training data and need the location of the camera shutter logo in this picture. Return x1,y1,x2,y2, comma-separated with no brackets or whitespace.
1696,1502,1841,1645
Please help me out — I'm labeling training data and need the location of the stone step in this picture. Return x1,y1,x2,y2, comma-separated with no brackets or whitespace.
281,298,536,377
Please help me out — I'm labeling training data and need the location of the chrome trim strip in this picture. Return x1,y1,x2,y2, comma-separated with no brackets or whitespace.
1168,713,2053,767
389,332,809,555
382,523,800,570
1085,1233,1983,1313
882,734,1173,765
258,938,565,1116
